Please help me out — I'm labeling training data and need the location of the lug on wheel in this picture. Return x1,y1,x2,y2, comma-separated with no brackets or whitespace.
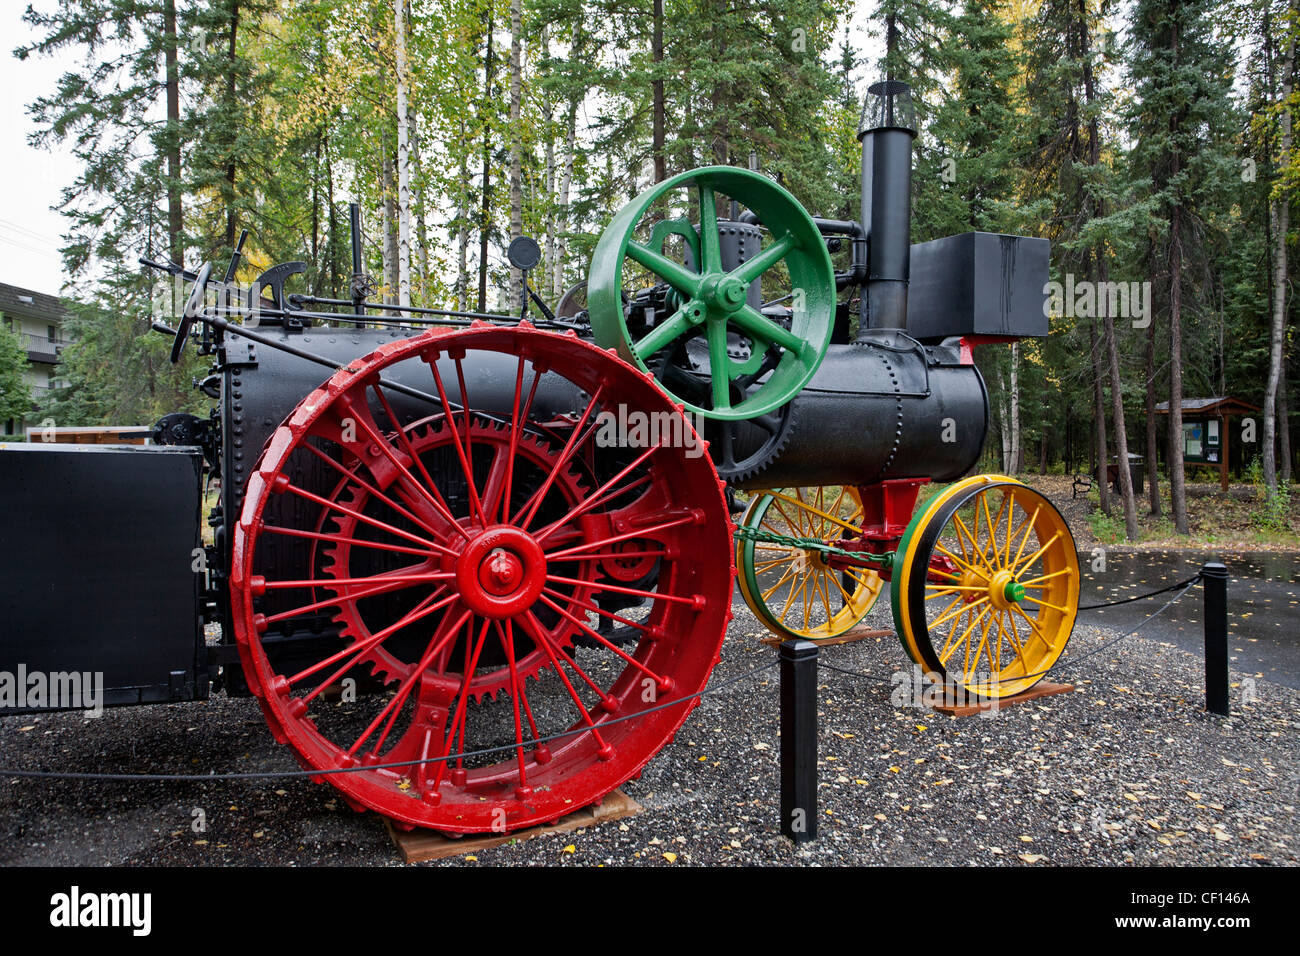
736,486,883,642
891,476,1079,699
229,323,734,834
587,165,835,422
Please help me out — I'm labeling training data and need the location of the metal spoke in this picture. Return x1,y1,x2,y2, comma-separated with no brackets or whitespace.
730,234,794,286
626,240,702,297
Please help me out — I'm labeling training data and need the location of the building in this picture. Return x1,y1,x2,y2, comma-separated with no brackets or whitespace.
0,281,71,435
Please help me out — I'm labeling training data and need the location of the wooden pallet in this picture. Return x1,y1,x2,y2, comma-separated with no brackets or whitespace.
384,789,644,863
926,681,1075,717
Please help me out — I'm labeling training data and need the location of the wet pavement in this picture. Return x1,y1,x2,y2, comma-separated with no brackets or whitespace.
1076,550,1300,690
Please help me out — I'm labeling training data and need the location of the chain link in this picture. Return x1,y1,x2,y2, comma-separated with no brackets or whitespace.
733,523,894,569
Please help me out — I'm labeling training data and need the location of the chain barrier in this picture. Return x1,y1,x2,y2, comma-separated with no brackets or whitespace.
0,570,1220,795
0,661,778,784
1077,572,1203,610
816,572,1205,689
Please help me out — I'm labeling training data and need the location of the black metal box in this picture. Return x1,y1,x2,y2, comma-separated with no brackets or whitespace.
0,444,206,711
906,232,1050,340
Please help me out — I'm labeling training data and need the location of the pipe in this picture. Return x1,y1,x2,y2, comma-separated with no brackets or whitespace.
858,81,916,334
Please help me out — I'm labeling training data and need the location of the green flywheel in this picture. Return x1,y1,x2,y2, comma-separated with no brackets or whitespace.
587,166,835,421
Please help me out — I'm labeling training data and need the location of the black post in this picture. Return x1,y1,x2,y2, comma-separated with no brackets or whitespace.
779,638,818,843
348,202,365,318
1202,562,1229,716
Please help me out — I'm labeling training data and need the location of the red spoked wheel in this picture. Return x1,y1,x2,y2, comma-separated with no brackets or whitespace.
229,323,734,834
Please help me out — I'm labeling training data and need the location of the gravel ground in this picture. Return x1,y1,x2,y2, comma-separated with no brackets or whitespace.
1,591,1296,867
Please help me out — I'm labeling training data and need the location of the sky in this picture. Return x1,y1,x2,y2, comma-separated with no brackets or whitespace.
0,4,82,295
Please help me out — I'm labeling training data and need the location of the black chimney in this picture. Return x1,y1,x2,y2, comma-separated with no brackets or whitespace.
858,80,916,333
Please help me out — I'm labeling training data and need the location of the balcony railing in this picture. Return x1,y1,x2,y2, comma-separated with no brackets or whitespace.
21,333,69,359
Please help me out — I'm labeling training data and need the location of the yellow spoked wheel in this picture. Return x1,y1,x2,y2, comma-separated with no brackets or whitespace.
891,476,1079,699
737,486,884,642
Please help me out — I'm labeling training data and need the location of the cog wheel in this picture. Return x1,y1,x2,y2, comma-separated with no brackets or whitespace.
315,413,593,702
703,396,796,485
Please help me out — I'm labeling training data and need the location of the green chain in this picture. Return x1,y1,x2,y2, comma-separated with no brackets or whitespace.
732,523,894,569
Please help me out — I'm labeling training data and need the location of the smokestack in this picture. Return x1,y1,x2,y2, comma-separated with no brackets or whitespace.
858,80,916,333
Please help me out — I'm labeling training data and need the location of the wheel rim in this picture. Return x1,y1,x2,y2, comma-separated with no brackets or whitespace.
892,477,1079,699
736,486,883,642
229,323,734,833
588,166,835,421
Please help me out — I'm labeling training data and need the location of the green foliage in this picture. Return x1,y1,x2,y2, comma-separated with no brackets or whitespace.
10,0,1295,465
1246,455,1294,530
0,325,33,425
1087,507,1126,543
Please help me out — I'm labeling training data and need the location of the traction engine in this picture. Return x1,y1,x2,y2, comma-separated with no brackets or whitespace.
0,81,1079,835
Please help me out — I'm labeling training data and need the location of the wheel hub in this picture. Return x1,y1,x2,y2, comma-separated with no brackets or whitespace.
456,526,546,618
701,275,748,312
988,569,1023,611
481,549,522,594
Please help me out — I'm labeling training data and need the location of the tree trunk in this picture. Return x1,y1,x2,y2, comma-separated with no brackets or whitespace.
1265,35,1292,490
1145,312,1161,515
163,0,183,267
1090,316,1111,513
541,25,555,288
554,92,578,300
394,0,411,308
652,0,666,184
410,113,429,300
508,0,523,291
1103,260,1139,538
457,117,471,311
225,1,239,250
1281,364,1293,483
382,153,399,313
997,365,1011,472
1169,202,1189,533
478,16,495,313
311,133,320,283
1009,342,1021,473
326,134,338,298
